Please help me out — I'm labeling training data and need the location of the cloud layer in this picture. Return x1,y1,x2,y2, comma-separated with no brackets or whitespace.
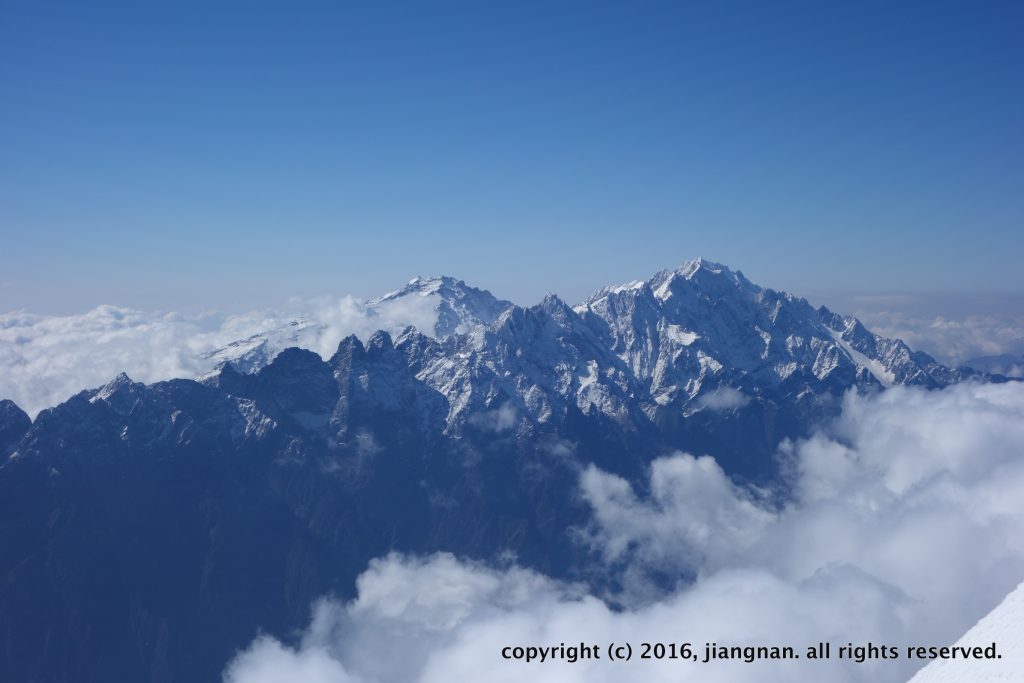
0,296,439,417
4,288,1023,418
851,309,1024,368
809,291,1024,367
225,381,1024,683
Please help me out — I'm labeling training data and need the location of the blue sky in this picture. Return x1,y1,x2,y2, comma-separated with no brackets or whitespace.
1,0,1022,312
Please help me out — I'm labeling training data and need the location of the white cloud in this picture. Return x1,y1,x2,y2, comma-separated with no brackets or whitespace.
354,430,383,458
468,403,519,432
224,381,1024,683
853,311,1024,366
224,638,358,683
804,291,1024,365
695,386,751,411
0,295,440,418
579,454,773,582
968,357,1024,378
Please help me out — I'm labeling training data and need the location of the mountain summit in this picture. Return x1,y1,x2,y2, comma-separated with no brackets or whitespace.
0,259,991,682
368,275,514,338
577,258,962,412
202,259,974,414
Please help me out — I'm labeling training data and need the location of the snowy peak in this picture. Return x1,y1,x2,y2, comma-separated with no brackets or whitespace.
19,259,987,494
199,276,514,378
174,261,975,435
91,372,143,403
817,306,962,388
200,317,320,375
583,259,756,308
369,275,513,339
86,372,148,417
575,260,971,412
648,258,761,303
372,275,464,301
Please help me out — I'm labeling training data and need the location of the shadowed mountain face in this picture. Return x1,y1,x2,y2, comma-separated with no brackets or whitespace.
0,400,30,454
0,260,985,682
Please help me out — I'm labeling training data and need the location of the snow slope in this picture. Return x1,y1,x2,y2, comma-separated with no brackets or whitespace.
908,581,1024,682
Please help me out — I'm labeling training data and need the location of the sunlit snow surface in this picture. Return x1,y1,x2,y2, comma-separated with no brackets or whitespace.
0,276,508,417
826,326,897,386
0,261,985,420
908,582,1024,682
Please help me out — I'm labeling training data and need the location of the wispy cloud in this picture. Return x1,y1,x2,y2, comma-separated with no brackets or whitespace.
694,386,750,411
467,403,519,432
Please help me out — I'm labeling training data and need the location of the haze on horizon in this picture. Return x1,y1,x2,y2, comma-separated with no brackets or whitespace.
1,1,1022,314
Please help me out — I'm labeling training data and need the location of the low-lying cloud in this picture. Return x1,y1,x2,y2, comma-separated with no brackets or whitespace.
5,287,1021,419
694,386,751,411
224,381,1024,683
852,310,1024,367
810,291,1024,366
0,296,439,418
467,403,519,432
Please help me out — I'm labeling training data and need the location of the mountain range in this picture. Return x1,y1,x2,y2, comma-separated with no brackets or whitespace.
0,259,996,682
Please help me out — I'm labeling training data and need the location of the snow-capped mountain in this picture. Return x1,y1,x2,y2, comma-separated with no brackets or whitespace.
199,276,513,374
202,259,977,433
0,259,997,682
200,318,321,374
369,275,514,338
576,258,971,416
49,258,985,482
393,294,645,429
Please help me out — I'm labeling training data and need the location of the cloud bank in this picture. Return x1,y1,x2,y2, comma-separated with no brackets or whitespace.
4,287,1022,418
225,381,1024,683
852,310,1024,368
0,296,439,418
810,291,1024,367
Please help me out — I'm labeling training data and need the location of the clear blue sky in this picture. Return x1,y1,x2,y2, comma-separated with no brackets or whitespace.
2,0,1022,312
